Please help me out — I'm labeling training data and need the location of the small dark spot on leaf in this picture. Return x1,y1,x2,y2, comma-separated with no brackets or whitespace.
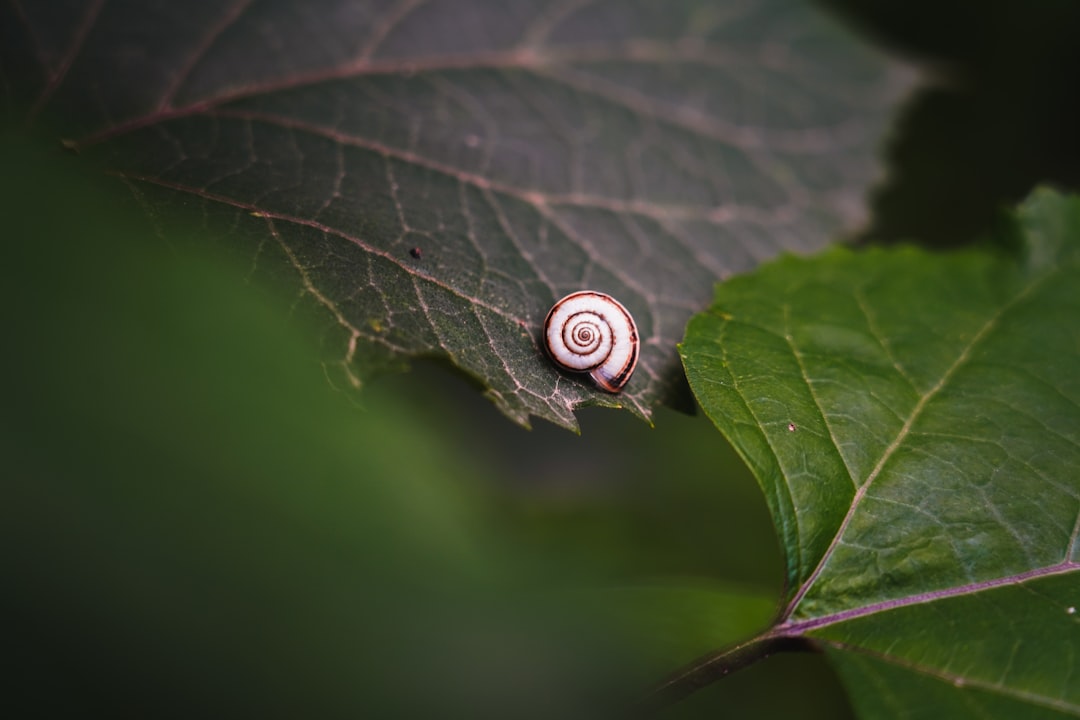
788,422,797,432
409,247,422,259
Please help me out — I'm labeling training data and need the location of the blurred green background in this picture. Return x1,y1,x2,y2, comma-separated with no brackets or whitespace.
0,138,847,717
4,0,1079,716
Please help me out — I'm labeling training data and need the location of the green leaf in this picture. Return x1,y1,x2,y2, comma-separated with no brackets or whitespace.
0,0,910,429
680,189,1080,716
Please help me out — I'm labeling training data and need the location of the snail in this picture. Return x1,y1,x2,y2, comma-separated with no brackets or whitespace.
543,291,639,393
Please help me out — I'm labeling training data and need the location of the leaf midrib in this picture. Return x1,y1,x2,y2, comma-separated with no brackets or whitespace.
784,263,1063,618
781,560,1079,635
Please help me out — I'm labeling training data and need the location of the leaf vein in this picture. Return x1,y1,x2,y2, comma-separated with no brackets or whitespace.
786,266,1060,617
782,304,857,489
158,0,254,111
27,0,104,122
117,171,528,325
819,638,1080,715
854,284,920,392
359,0,428,61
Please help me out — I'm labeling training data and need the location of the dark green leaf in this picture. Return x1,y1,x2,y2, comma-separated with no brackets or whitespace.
681,189,1080,715
1,0,910,429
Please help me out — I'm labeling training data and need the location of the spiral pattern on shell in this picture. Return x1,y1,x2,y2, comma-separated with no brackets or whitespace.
543,291,639,393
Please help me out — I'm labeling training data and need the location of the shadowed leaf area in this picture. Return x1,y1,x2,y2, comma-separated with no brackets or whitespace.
0,138,640,719
681,189,1080,717
0,0,910,429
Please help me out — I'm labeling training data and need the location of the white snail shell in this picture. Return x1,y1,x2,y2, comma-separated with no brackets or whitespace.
543,291,639,393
